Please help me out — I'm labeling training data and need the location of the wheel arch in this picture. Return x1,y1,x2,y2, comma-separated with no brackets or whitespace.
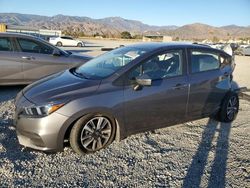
58,109,125,150
56,41,63,46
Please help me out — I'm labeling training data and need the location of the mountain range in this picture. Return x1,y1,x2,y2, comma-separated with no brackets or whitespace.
0,13,250,40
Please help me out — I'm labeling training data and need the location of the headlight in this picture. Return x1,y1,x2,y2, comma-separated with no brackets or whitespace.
22,103,65,117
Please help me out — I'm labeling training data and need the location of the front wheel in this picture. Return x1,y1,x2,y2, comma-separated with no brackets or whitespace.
70,114,116,155
219,92,239,122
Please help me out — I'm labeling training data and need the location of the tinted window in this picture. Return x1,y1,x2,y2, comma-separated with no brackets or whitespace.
61,36,73,40
17,38,53,54
129,51,183,80
191,51,220,73
0,37,12,51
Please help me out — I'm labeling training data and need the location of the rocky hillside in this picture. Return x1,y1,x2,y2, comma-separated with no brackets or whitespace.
0,13,249,39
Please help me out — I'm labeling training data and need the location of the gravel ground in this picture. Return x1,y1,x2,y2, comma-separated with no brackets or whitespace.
0,43,250,187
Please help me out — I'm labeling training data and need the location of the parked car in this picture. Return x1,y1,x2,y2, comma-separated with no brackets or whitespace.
49,36,85,47
236,45,250,56
0,33,92,85
15,43,239,155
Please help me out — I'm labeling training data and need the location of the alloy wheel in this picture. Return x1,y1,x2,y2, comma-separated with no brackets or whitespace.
226,96,238,121
80,117,112,152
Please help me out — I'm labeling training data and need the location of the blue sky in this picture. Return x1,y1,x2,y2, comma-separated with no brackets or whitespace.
0,0,250,26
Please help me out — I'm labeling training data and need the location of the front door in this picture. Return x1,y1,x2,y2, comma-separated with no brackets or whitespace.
15,37,71,83
123,50,188,134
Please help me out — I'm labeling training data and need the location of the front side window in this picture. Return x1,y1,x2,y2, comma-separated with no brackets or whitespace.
191,51,220,73
17,38,53,54
75,46,150,79
0,37,12,51
129,50,183,80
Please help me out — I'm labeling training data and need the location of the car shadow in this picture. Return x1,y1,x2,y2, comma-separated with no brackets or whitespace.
0,86,36,185
182,118,231,188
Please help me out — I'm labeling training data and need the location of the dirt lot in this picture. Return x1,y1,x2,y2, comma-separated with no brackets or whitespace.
0,41,250,187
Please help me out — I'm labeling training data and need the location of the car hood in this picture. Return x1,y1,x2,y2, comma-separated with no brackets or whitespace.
22,70,101,105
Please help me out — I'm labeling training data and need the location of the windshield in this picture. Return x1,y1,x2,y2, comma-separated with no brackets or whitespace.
75,46,149,79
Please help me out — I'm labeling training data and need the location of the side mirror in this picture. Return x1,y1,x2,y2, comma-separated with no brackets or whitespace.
52,49,61,56
136,78,152,86
135,74,152,86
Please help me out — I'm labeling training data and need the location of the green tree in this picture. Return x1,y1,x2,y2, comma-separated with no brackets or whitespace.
121,31,132,39
212,36,219,43
174,37,180,41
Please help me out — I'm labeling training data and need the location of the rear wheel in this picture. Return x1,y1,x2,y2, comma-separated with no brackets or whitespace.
56,42,62,47
70,114,115,155
77,42,82,47
219,92,239,122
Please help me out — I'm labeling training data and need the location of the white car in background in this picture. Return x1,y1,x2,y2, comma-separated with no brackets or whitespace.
49,36,85,47
241,45,250,56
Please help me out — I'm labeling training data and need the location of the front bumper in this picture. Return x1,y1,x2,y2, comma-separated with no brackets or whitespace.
15,94,70,152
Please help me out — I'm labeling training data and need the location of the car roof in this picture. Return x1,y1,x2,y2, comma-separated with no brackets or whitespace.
0,32,39,39
127,42,230,56
128,42,208,50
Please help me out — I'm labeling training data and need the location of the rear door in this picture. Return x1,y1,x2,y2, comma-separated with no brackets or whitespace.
15,37,72,83
187,49,230,118
123,49,189,134
0,36,23,85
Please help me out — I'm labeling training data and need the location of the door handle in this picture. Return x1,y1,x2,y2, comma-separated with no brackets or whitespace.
22,56,35,60
172,83,188,90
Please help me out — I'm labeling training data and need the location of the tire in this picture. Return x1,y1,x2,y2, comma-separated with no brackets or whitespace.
70,114,116,155
56,42,62,47
77,42,82,47
219,92,239,122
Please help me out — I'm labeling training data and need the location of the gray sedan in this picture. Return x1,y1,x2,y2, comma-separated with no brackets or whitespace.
15,43,239,155
0,32,92,85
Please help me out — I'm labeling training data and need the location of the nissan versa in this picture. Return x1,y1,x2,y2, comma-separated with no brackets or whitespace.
14,43,239,155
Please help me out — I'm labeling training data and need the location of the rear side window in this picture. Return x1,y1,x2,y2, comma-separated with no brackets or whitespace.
61,36,73,40
0,37,12,51
191,51,220,73
17,38,53,54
